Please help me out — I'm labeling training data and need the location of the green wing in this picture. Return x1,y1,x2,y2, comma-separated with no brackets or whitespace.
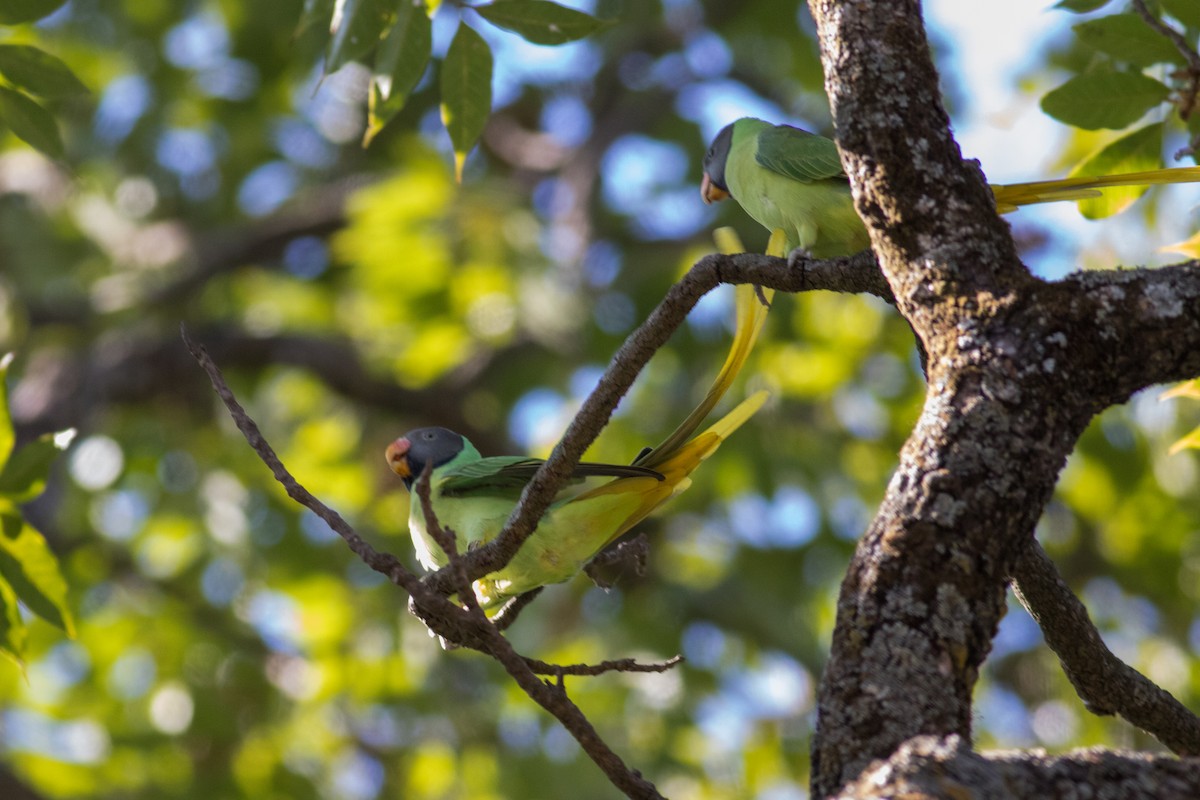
754,125,844,182
440,456,662,497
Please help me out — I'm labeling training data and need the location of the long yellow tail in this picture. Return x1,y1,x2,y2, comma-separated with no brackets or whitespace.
992,167,1200,213
635,228,780,470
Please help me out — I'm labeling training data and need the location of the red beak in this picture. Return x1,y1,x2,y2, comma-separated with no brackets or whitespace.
701,172,730,204
385,437,412,478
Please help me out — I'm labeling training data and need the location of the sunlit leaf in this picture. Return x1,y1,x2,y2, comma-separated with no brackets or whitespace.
1073,14,1185,67
0,0,67,25
440,24,492,181
0,45,88,98
1041,70,1170,130
1161,229,1200,259
1068,123,1162,218
0,428,74,503
296,0,336,42
0,510,74,636
365,0,431,146
1054,0,1110,12
0,577,25,666
1161,0,1200,29
475,0,610,45
0,353,12,475
0,86,64,158
327,0,391,74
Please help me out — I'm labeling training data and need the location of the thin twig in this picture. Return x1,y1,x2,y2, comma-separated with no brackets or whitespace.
525,655,685,677
1132,0,1200,76
1010,541,1200,756
491,588,544,631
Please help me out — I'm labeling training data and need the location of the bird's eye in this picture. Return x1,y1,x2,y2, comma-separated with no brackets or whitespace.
423,432,435,440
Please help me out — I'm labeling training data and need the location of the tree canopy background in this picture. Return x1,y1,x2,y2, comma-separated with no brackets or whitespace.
0,1,1198,798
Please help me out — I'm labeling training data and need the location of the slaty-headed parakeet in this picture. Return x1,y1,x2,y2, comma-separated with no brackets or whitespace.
386,276,772,609
701,117,1200,258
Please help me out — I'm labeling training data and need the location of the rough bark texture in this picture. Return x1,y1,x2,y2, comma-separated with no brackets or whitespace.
805,0,1200,795
835,735,1200,800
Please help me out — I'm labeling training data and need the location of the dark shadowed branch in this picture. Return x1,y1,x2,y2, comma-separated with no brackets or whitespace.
1011,542,1200,756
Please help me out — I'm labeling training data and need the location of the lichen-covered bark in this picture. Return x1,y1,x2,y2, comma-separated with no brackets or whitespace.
835,735,1200,800
804,1,1200,796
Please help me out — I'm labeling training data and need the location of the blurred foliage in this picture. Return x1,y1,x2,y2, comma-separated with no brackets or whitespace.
0,353,75,665
0,1,1196,799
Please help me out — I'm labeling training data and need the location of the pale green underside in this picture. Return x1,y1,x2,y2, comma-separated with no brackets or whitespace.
409,466,652,607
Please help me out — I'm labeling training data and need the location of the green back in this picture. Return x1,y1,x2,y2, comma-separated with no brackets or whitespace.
753,124,845,183
439,456,662,498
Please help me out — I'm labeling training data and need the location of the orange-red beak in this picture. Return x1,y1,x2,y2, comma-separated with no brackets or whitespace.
385,437,412,479
701,172,730,204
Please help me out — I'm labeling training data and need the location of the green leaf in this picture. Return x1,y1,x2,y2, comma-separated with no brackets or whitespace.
1073,14,1185,67
474,0,609,45
0,428,74,503
1161,0,1200,29
1069,122,1163,218
296,0,335,45
440,24,493,181
1040,70,1170,130
365,0,431,145
0,577,27,667
0,45,89,99
327,0,391,74
0,86,64,158
0,0,67,25
0,354,13,476
1054,0,1111,11
0,511,74,636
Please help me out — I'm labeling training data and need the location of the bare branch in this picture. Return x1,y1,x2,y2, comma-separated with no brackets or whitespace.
525,655,684,678
1011,542,1200,756
181,325,418,588
490,588,544,631
1131,0,1200,83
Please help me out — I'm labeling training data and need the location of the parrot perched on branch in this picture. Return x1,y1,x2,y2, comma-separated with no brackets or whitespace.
701,117,1200,259
386,237,775,608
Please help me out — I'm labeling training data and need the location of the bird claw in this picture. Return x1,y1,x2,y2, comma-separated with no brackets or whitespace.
786,246,812,269
753,284,772,309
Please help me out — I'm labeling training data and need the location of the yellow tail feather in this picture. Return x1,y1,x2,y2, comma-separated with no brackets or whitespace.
992,167,1200,214
634,228,776,469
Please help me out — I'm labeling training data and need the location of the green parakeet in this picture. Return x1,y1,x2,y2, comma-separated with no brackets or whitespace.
386,280,771,609
701,117,1200,258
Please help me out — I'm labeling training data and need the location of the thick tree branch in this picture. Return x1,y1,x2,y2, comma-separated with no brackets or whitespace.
1054,264,1200,407
808,0,1027,336
1011,542,1200,756
796,2,1196,796
834,735,1200,799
